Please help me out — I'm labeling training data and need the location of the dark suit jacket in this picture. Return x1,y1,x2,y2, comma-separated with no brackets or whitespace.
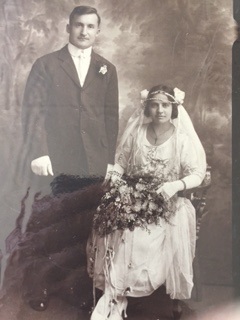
22,45,119,178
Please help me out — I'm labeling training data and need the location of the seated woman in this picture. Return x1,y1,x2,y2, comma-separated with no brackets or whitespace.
87,84,206,320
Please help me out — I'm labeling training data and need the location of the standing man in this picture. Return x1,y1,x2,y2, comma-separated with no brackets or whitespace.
22,5,119,191
16,6,118,311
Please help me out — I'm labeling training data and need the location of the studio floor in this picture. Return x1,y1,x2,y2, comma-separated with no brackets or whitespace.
0,284,235,320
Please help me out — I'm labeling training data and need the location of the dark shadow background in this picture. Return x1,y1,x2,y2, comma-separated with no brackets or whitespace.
0,0,234,291
233,0,240,297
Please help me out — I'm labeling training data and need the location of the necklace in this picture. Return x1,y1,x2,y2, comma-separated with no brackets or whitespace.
149,123,172,145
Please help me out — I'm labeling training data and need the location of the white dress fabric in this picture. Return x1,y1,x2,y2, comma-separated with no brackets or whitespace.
87,124,205,300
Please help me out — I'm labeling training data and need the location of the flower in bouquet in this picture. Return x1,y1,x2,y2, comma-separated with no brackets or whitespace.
93,175,173,237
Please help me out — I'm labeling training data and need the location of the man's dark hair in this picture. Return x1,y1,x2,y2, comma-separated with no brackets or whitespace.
69,6,101,26
144,84,178,119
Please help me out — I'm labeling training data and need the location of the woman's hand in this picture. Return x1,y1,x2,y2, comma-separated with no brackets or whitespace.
110,172,123,183
156,180,184,200
105,163,125,184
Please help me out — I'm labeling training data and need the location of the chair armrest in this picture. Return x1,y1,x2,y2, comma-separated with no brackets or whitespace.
178,165,212,240
178,165,211,199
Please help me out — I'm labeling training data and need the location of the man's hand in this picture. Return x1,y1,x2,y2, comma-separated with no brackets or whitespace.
31,155,54,176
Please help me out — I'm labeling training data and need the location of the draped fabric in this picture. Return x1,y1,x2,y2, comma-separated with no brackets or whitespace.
87,125,206,300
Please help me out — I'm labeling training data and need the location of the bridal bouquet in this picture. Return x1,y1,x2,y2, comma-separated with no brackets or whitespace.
93,175,172,237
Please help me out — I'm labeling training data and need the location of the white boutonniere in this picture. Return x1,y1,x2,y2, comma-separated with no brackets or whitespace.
99,65,107,75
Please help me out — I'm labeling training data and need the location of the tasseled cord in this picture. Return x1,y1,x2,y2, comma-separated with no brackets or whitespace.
91,233,120,317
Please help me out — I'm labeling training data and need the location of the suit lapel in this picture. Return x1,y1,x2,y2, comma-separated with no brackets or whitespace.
58,45,81,88
83,51,100,90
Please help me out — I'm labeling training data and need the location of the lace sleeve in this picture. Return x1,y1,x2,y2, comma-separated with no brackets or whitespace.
180,134,206,181
115,132,134,170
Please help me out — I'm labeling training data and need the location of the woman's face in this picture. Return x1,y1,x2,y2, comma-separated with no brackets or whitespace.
148,93,172,124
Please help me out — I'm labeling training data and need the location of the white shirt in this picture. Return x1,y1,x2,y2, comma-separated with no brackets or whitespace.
68,43,92,86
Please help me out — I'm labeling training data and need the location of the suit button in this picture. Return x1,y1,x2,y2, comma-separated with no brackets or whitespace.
81,130,86,134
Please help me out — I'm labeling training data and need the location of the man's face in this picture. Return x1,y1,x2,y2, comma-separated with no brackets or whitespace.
67,14,100,49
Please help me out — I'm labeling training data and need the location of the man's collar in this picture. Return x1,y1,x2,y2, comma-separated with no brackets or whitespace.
68,43,92,58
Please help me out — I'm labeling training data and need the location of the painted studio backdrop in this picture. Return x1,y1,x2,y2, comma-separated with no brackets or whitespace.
0,0,233,291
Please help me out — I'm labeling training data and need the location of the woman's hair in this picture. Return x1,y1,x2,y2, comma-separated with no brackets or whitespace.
144,84,178,119
69,6,101,26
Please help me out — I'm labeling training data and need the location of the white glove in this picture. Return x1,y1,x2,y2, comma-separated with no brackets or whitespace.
110,163,124,183
156,175,203,200
31,155,54,176
104,164,114,182
156,180,184,200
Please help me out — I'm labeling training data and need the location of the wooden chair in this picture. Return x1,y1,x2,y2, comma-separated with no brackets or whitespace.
172,165,212,318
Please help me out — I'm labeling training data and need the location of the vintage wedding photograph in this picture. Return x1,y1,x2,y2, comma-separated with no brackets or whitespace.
0,0,236,319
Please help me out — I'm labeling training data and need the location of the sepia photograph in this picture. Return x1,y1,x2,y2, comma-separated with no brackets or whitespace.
0,0,236,319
